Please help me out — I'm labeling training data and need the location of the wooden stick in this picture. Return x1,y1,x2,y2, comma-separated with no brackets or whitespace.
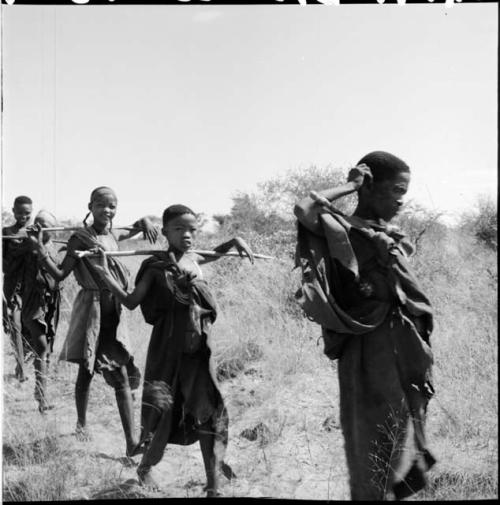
39,226,137,232
74,249,275,260
2,226,138,240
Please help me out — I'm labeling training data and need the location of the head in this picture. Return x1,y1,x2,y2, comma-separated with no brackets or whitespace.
12,196,33,227
162,204,197,253
356,151,411,222
34,210,57,244
85,186,118,228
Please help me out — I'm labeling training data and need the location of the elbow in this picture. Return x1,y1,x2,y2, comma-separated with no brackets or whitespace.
294,203,305,220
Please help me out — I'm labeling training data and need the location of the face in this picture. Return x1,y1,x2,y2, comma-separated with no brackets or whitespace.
163,213,197,252
88,193,117,228
35,213,56,243
367,171,410,222
12,203,32,227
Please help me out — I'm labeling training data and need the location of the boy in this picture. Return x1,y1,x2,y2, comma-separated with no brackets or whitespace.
93,204,253,497
2,195,34,382
21,210,61,412
294,151,435,500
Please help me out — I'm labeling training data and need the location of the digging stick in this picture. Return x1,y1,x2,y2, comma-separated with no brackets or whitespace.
2,225,139,240
74,249,275,260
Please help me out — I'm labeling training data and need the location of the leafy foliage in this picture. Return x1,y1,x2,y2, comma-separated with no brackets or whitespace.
460,195,497,250
212,166,356,249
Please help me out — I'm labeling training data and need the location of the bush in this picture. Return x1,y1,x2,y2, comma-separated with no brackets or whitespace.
214,165,356,238
460,195,497,250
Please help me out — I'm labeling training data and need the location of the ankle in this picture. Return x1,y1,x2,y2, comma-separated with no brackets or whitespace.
76,420,86,430
138,463,151,476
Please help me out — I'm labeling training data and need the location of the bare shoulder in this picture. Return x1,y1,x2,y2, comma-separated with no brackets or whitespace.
111,229,126,242
66,234,87,255
187,251,203,264
2,225,16,236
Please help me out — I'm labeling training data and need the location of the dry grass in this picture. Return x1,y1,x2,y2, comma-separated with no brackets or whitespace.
2,225,497,500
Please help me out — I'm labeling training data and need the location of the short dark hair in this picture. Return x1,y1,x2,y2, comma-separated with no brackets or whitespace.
13,195,33,206
357,151,410,185
162,204,196,226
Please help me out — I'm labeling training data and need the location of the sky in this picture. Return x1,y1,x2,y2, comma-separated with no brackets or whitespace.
0,2,497,226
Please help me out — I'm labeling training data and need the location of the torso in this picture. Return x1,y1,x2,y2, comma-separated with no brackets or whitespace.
69,229,120,323
177,253,203,280
336,229,395,309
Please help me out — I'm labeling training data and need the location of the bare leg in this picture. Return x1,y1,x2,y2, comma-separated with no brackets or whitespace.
199,421,220,497
104,366,140,457
26,320,53,413
8,305,27,382
75,364,93,440
137,463,159,490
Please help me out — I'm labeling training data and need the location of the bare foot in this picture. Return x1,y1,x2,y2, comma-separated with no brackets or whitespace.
206,488,222,498
75,423,92,442
137,465,159,491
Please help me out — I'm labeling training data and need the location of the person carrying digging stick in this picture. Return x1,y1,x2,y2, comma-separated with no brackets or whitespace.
3,205,61,412
92,204,254,497
294,151,436,500
2,195,34,382
28,186,158,458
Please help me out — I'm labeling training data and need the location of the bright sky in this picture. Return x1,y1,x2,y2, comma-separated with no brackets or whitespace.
0,3,497,225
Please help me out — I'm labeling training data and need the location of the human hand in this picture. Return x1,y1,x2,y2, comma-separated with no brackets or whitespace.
176,271,197,291
26,223,46,254
347,163,373,190
232,237,254,265
91,249,111,279
138,218,159,244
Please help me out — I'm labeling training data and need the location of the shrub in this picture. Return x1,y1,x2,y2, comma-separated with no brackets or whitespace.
460,195,497,250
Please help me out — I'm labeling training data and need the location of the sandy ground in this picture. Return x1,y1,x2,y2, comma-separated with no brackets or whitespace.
2,348,352,500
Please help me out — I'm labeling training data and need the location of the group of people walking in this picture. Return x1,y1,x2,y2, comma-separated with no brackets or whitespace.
2,150,436,500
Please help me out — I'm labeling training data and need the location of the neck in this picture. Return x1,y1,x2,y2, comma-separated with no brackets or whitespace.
91,223,109,234
167,246,186,261
352,203,387,227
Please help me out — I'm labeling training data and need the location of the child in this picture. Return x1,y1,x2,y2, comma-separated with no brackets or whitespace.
294,151,435,500
16,210,61,412
2,195,34,382
93,204,254,497
29,186,158,457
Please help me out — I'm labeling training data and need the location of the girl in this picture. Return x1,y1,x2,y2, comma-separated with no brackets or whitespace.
30,186,158,457
294,151,435,500
93,204,253,497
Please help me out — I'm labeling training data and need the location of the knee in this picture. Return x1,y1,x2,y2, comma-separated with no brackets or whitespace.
33,340,50,357
103,367,129,391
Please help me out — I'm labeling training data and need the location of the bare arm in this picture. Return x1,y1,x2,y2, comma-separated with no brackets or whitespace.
198,237,254,265
293,164,372,233
27,226,77,281
114,217,159,244
92,250,153,310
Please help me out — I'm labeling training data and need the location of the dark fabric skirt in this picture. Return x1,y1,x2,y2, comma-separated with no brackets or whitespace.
338,309,434,500
70,303,141,391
